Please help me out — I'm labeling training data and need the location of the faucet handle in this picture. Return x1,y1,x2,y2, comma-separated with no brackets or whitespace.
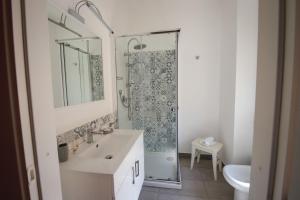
89,121,96,131
109,122,115,128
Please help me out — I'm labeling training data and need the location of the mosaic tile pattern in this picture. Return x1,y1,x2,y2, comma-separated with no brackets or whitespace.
57,112,117,146
90,55,104,101
129,50,177,153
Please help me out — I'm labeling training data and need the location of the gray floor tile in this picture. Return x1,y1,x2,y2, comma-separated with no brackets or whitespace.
181,166,203,180
139,157,233,200
197,168,225,182
158,187,179,195
180,157,213,169
159,180,207,198
142,186,160,192
209,197,233,200
179,157,191,168
158,193,209,200
204,181,233,199
197,160,214,169
139,190,159,200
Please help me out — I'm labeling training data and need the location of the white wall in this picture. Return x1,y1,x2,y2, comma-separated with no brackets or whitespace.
49,0,116,134
219,0,258,165
219,0,237,164
112,0,222,153
232,0,258,164
23,0,117,199
24,0,63,199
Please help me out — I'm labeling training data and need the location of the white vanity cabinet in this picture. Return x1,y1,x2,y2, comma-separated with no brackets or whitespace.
114,135,144,200
60,130,144,200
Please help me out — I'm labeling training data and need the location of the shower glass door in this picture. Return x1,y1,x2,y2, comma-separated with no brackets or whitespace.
64,46,82,105
116,32,179,182
63,44,92,105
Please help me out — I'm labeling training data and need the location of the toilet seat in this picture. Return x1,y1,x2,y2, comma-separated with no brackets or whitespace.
223,165,250,193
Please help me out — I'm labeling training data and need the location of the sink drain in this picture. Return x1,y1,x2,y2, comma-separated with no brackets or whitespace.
105,155,113,159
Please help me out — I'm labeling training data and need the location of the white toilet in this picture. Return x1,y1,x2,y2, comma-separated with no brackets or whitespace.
223,165,251,200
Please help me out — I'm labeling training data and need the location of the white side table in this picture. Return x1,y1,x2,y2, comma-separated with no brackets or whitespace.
190,137,223,180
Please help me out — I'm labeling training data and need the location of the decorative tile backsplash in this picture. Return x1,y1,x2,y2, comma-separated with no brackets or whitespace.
57,112,117,146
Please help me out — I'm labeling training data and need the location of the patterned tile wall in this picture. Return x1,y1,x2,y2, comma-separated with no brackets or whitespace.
128,50,177,153
57,112,117,146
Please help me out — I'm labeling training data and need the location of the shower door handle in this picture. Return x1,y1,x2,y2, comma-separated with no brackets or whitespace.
132,166,135,184
135,160,139,177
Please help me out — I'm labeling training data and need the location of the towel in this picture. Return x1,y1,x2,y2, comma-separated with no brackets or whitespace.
202,137,216,146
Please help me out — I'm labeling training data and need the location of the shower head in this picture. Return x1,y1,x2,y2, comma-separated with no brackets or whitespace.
133,44,147,50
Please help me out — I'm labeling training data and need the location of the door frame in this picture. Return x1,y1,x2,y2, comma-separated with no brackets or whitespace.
0,0,31,199
251,0,300,199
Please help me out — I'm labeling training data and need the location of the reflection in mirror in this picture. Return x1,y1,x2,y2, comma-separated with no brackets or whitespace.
47,3,104,108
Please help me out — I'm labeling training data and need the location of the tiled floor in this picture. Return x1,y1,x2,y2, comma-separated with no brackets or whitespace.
139,156,234,200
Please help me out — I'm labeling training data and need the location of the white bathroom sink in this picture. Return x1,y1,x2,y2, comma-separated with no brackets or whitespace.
60,129,142,174
59,129,145,200
78,134,134,159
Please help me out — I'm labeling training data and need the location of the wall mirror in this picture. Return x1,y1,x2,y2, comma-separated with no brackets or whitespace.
47,3,104,108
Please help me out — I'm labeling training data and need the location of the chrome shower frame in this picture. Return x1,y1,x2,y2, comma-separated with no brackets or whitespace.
115,29,182,189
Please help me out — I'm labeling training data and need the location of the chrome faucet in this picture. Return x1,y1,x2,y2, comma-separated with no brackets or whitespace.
86,128,94,144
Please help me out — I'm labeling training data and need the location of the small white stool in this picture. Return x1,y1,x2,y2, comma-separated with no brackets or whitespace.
190,137,223,180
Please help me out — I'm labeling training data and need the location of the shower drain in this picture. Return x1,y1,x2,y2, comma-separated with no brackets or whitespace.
105,155,113,159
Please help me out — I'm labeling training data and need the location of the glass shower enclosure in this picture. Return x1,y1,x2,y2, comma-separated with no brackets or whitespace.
115,31,181,188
